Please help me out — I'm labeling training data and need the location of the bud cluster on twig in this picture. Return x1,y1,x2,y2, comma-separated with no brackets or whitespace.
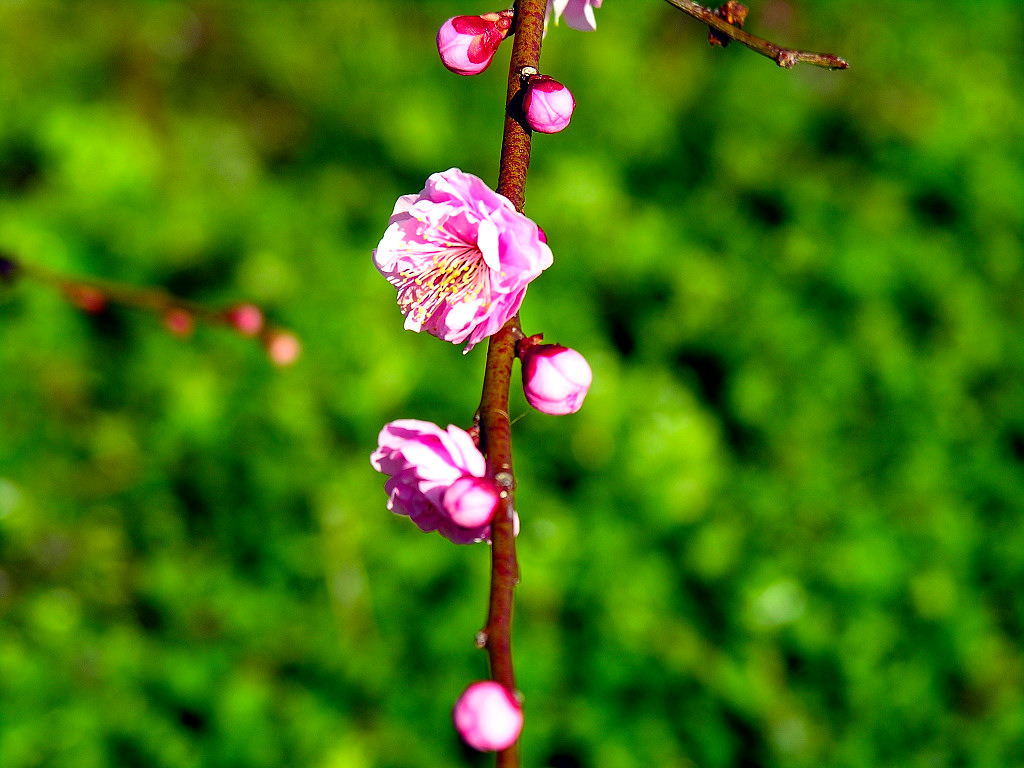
0,250,300,367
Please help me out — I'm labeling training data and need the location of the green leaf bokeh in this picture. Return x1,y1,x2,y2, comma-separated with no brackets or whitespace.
1,2,1023,767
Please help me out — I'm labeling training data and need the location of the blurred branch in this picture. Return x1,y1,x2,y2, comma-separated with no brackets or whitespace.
0,250,300,366
663,0,849,70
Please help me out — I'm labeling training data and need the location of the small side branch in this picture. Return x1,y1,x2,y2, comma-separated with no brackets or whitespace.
0,251,299,365
663,0,849,70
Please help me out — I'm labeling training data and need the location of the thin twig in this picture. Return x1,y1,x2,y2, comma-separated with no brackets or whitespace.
663,0,849,69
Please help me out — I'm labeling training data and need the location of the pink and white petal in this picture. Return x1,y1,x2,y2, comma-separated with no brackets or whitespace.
476,218,501,271
562,1,598,31
444,425,488,477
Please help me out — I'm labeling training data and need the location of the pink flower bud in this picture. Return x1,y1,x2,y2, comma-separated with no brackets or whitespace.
163,308,194,336
523,76,575,134
443,476,500,528
225,303,264,336
520,337,592,415
265,330,301,367
65,285,108,314
453,681,523,752
437,11,514,76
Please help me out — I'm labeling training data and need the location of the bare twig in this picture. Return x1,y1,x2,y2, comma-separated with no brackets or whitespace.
663,0,849,69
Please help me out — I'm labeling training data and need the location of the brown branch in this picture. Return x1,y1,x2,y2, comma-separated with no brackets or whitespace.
663,0,849,70
495,3,545,208
476,1,547,766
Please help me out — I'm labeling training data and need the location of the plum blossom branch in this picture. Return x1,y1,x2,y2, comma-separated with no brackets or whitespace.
476,0,548,765
663,0,849,70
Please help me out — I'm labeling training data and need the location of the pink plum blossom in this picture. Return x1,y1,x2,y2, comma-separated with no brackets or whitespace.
370,419,503,544
546,0,602,31
523,76,575,134
453,681,523,752
437,11,514,76
520,337,593,415
373,168,553,351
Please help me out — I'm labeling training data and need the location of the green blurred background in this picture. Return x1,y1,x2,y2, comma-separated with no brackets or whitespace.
1,1,1022,766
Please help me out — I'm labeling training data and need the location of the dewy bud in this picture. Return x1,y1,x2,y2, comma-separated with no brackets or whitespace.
520,336,592,415
453,681,523,752
443,476,500,528
437,11,514,76
522,75,575,134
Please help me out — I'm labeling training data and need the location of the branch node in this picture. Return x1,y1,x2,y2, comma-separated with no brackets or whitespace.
778,50,797,69
709,1,748,47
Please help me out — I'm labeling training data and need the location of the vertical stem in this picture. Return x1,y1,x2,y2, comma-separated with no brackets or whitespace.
495,1,545,207
479,1,547,766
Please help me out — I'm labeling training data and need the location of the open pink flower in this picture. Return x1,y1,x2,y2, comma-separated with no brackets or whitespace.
370,419,502,544
546,0,602,31
373,168,553,351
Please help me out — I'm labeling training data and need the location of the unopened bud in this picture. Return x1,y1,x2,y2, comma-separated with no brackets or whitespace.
65,285,108,314
225,303,264,336
163,308,194,336
437,11,514,76
520,336,592,415
523,76,575,134
265,329,301,367
443,476,500,528
453,681,523,752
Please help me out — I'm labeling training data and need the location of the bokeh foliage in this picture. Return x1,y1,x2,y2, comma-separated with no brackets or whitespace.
1,1,1023,766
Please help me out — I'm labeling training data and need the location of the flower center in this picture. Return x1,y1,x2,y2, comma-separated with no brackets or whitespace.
396,229,491,327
